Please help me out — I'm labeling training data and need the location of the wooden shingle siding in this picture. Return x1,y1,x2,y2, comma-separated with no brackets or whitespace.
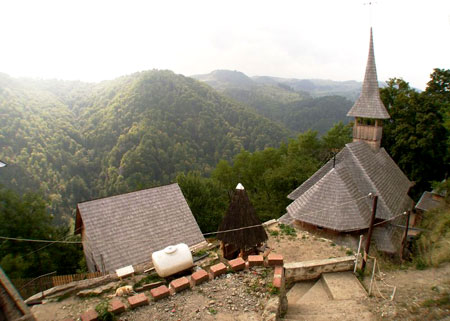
76,184,205,272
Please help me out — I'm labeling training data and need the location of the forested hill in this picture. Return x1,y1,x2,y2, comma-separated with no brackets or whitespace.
0,70,290,222
192,70,353,134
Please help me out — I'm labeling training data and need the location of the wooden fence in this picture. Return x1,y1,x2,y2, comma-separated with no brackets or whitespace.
12,272,105,300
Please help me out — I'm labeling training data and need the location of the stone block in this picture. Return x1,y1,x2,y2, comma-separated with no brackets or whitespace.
127,293,149,309
150,285,170,301
191,269,209,285
228,257,246,271
170,276,190,293
80,310,98,321
109,298,126,314
267,253,284,266
210,262,227,278
248,255,264,267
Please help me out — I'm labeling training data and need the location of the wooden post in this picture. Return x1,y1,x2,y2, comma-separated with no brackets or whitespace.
401,211,411,260
362,195,378,272
354,235,364,273
368,258,377,296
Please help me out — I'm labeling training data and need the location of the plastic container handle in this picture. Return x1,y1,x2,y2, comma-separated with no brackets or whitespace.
164,245,177,254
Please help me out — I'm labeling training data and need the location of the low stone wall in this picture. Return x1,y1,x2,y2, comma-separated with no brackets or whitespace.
284,255,356,284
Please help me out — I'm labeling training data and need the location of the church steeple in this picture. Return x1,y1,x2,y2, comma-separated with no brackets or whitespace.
348,28,390,150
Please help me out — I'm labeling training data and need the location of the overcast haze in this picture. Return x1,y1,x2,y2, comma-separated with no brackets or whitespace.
1,0,449,90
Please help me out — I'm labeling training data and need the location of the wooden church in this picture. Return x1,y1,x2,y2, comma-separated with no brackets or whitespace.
280,29,414,254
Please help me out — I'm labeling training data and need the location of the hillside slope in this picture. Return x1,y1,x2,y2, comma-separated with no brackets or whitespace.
0,71,290,221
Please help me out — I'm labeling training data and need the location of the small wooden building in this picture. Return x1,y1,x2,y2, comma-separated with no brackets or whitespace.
217,183,268,259
75,183,206,272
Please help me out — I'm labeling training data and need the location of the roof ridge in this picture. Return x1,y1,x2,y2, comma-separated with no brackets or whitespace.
78,183,179,205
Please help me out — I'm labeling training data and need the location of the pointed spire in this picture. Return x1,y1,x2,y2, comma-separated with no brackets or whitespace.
347,28,390,119
236,183,245,190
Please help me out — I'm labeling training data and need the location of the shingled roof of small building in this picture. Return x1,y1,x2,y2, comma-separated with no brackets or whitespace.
347,28,390,119
75,183,205,272
285,141,413,232
415,191,445,211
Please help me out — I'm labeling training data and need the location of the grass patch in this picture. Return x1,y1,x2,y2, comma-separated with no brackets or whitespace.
413,206,450,267
133,273,164,289
267,283,280,295
208,307,217,315
279,224,296,237
421,292,450,308
269,230,279,237
95,300,115,321
346,250,354,255
193,249,208,257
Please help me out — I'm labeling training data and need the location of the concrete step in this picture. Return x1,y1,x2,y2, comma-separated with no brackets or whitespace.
321,272,367,300
286,281,315,304
286,299,368,316
296,279,331,304
282,311,375,321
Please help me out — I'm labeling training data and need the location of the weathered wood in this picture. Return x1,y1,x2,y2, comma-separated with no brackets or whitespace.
362,195,378,272
401,210,411,260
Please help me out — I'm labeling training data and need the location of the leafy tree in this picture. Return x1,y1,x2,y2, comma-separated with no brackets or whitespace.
0,186,83,278
176,172,228,233
381,72,449,199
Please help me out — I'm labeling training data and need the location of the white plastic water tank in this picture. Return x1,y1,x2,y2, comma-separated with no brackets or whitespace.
152,243,194,277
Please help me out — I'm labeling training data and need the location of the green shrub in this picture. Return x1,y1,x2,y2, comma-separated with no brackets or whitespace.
279,224,296,237
270,230,279,237
95,300,115,321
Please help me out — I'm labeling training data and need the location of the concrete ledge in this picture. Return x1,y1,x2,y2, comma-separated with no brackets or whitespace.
285,256,355,283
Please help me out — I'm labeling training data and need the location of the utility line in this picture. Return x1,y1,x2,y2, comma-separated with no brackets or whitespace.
0,236,82,244
0,194,408,245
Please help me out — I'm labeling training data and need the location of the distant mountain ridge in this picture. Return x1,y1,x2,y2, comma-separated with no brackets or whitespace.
192,70,355,134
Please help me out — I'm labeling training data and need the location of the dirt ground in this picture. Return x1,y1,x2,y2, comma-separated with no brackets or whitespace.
29,223,449,320
361,262,450,320
265,223,352,262
31,266,273,321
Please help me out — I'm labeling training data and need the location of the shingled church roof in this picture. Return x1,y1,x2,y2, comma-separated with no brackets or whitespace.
282,141,413,252
347,28,390,119
286,141,413,227
75,183,205,272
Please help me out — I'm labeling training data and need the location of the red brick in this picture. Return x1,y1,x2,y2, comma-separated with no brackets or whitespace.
267,253,284,266
274,266,284,277
80,310,98,321
273,275,282,288
170,276,190,293
191,269,209,285
228,257,246,271
210,262,227,278
248,255,264,267
109,298,126,314
127,293,149,309
150,285,170,301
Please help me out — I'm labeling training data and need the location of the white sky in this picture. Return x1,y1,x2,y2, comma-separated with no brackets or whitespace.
0,0,448,90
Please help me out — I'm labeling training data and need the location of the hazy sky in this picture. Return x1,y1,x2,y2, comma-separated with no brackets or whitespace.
1,0,449,89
